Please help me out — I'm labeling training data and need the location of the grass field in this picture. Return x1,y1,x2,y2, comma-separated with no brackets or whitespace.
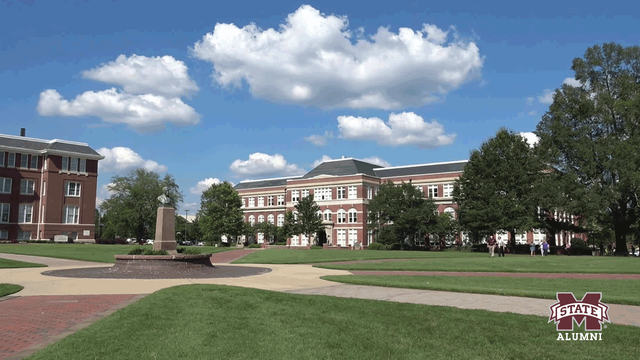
0,257,47,268
0,284,24,297
315,255,640,274
323,275,640,306
0,244,235,263
233,249,486,264
27,285,640,360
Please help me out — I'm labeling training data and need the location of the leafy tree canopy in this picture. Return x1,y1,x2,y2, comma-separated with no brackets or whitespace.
198,181,244,244
294,195,324,245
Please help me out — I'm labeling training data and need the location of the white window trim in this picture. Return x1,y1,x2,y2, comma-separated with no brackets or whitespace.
20,179,35,195
7,153,16,168
79,158,86,173
30,155,38,169
0,203,10,223
443,183,454,198
258,197,264,207
0,229,8,240
18,204,33,224
64,205,80,224
61,156,69,171
17,231,32,240
0,151,4,167
348,209,357,223
65,182,81,197
337,187,346,200
428,185,439,198
337,209,347,224
277,195,285,206
20,153,29,168
0,178,11,194
249,197,255,208
292,190,300,202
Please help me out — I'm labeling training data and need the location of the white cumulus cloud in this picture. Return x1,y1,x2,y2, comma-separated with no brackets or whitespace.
537,89,554,105
563,77,580,87
192,5,483,110
519,132,539,148
337,112,455,148
97,147,168,173
230,153,305,177
82,54,199,98
312,155,391,168
190,177,222,194
37,89,200,132
304,131,334,146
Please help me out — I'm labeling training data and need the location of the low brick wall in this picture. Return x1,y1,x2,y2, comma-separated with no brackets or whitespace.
112,254,214,272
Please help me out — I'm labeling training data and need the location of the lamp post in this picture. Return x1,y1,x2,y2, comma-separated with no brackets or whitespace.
185,209,189,245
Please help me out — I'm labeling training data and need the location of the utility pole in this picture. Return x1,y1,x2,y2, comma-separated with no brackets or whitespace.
185,209,189,245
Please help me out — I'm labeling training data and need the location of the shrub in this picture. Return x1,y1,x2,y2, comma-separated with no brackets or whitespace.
388,243,403,250
310,245,323,250
96,238,127,245
367,243,385,250
128,247,145,255
127,247,168,255
274,241,287,245
177,247,201,255
247,244,262,248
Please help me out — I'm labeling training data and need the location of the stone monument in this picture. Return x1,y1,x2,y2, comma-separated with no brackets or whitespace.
153,187,177,254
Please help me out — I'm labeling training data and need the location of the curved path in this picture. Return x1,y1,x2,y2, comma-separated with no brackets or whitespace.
349,270,640,279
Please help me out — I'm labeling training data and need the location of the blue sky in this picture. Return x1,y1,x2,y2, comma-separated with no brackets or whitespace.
1,0,638,212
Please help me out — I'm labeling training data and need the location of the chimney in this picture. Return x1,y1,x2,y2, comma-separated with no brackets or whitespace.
20,128,26,137
341,155,346,159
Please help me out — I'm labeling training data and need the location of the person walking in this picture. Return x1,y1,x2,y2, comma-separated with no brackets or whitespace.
488,235,497,258
497,236,506,257
530,240,536,257
542,240,549,257
566,241,571,256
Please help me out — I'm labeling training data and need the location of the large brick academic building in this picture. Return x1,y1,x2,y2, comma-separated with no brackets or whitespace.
235,157,581,248
0,130,104,242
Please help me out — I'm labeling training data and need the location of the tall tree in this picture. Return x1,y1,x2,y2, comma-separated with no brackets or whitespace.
100,169,182,242
199,182,244,245
536,43,640,254
294,195,324,245
367,181,438,249
278,210,298,243
434,212,460,249
453,128,542,247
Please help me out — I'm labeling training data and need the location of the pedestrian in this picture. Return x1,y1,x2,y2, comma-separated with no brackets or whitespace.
566,241,571,256
487,235,496,258
599,242,604,256
498,236,506,257
607,243,612,256
541,240,548,257
530,241,536,257
631,244,635,257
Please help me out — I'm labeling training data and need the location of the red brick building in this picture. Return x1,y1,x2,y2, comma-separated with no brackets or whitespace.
0,131,104,242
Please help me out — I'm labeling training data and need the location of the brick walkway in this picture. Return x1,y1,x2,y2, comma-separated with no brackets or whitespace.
350,270,640,279
286,284,640,327
0,294,144,360
210,250,258,263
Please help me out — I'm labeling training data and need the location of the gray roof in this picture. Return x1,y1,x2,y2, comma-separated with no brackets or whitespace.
234,177,294,190
374,161,467,178
0,134,103,158
302,159,382,179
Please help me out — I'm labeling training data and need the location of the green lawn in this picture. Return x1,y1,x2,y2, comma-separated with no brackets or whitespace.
0,244,235,263
233,248,486,264
323,275,640,306
0,257,47,268
316,255,640,274
27,285,640,360
0,283,24,297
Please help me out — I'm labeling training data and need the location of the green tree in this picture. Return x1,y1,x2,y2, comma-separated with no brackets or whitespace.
175,215,187,242
255,221,278,244
367,181,438,249
199,182,244,245
434,212,460,249
277,211,297,243
536,43,640,255
294,195,324,245
453,128,542,247
100,169,182,242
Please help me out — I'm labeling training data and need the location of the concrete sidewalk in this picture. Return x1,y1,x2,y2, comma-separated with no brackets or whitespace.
0,253,105,268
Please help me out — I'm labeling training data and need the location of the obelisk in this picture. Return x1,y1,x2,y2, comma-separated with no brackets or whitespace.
153,187,177,254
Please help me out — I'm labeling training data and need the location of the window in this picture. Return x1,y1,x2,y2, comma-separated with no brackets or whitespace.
291,235,299,246
0,203,9,223
257,233,264,244
258,215,264,223
268,196,274,206
65,182,81,197
30,155,38,169
443,183,454,198
0,151,4,167
61,156,69,171
337,229,346,246
79,158,86,173
337,209,346,224
415,185,423,193
348,229,357,246
17,231,31,240
0,178,11,194
20,180,35,195
249,197,255,207
348,186,357,199
316,210,322,219
20,153,29,168
277,195,285,206
277,214,284,226
241,198,246,208
301,189,309,199
248,215,255,225
41,205,45,222
337,187,346,199
348,209,357,223
258,197,264,207
314,188,332,201
0,230,7,240
443,207,456,219
292,190,299,202
18,204,33,223
300,234,309,246
533,229,545,244
367,186,372,199
8,153,16,167
428,185,438,198
267,214,274,224
323,210,332,221
70,158,78,172
64,206,80,224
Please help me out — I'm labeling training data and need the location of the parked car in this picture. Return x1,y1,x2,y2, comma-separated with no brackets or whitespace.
196,242,204,246
145,239,154,245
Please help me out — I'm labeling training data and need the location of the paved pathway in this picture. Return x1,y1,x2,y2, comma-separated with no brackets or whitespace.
0,294,144,360
210,249,258,263
0,253,104,268
286,284,640,327
350,270,640,279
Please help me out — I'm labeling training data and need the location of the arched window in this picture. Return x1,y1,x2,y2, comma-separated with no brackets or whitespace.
316,211,322,219
324,209,332,221
258,215,264,223
277,214,284,226
337,209,346,224
248,215,255,225
267,214,274,224
444,207,455,219
348,209,357,223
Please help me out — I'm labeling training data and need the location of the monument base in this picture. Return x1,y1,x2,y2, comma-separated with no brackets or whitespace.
154,206,178,254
